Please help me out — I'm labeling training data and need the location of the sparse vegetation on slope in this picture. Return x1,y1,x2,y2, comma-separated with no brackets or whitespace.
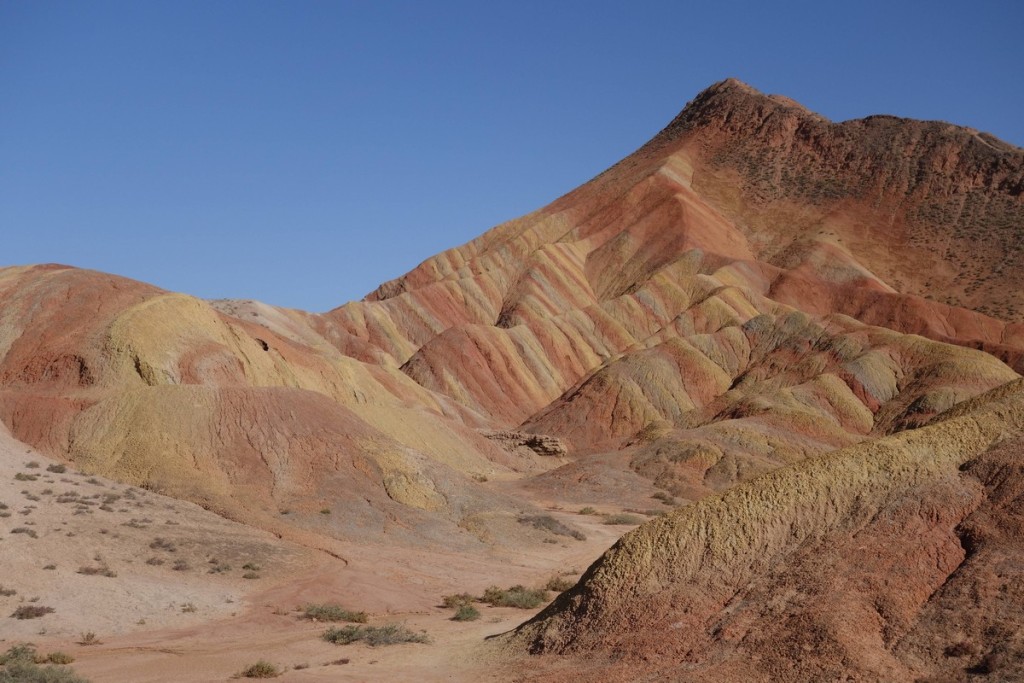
300,604,368,623
0,645,89,683
236,660,280,679
482,585,549,609
322,624,429,646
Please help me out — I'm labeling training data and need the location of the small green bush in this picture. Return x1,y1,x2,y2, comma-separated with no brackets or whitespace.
440,593,474,608
77,565,116,578
0,645,37,665
578,506,597,515
651,491,675,505
10,605,54,620
300,604,367,623
517,514,586,541
602,513,645,525
323,624,429,646
481,585,548,609
451,604,480,621
149,537,176,552
77,633,100,646
46,464,67,474
545,576,575,592
0,660,91,683
237,660,280,678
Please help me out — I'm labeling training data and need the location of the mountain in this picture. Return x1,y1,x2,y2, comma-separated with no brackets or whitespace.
1,79,1022,681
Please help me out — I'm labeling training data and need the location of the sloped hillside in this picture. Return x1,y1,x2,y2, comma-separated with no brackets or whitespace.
509,379,1024,682
1,79,1021,555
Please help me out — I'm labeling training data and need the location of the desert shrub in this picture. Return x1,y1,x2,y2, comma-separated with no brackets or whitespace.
0,645,37,665
322,624,429,646
0,586,15,597
11,605,54,620
242,571,260,579
76,566,116,578
322,625,362,644
440,593,474,608
149,537,176,552
577,506,597,515
237,660,280,678
602,513,645,525
241,562,261,571
0,660,91,683
451,604,480,621
544,576,575,592
44,653,74,665
172,560,189,572
517,514,586,541
46,464,67,474
481,585,548,609
42,565,56,571
11,527,37,538
25,462,39,469
301,604,367,623
14,473,37,482
145,557,164,566
77,633,100,646
651,491,676,505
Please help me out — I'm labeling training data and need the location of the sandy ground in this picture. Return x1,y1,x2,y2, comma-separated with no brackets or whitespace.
0,424,637,682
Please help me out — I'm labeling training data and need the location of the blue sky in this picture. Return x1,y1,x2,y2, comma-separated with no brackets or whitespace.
2,1,1021,311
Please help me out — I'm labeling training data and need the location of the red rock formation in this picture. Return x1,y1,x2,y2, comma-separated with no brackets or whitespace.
509,380,1024,682
0,80,1021,565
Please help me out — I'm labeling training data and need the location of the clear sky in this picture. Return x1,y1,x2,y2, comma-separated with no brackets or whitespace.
2,1,1021,312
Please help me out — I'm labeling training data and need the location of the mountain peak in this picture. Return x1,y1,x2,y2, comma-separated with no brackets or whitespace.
646,78,820,149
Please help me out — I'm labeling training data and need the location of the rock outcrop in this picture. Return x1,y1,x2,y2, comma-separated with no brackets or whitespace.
508,379,1024,682
483,430,568,458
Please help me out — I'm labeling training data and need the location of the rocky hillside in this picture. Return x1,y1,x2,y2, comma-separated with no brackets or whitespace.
1,79,1021,562
509,378,1024,682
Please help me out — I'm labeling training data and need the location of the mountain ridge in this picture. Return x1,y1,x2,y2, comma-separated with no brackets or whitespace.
1,80,1023,681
